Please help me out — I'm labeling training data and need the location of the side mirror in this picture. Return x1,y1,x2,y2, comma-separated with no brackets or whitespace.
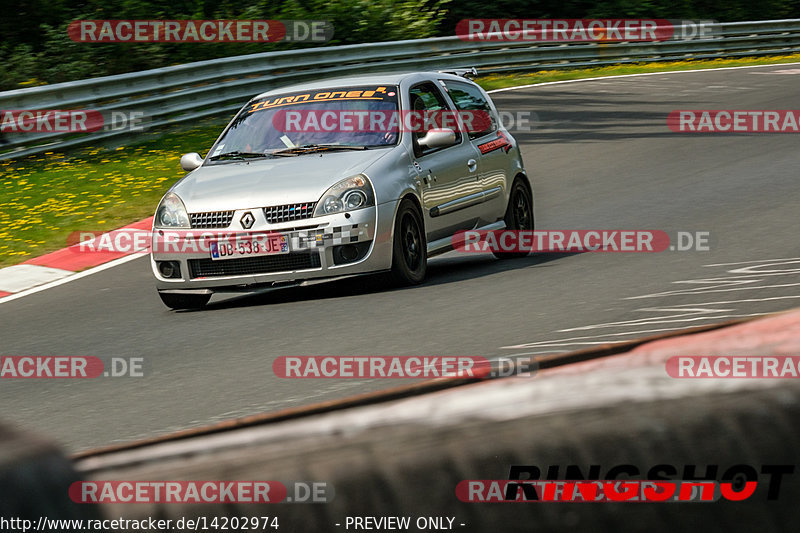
180,152,203,171
418,128,457,149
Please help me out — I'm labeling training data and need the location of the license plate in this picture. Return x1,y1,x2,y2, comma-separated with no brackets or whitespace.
209,234,289,260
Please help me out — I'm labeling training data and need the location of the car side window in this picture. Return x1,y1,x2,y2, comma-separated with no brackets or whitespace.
441,80,498,140
408,82,462,157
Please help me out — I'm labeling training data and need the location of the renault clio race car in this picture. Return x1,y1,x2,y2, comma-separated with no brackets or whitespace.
151,70,532,309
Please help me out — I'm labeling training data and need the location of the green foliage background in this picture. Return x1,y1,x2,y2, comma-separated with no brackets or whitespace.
2,0,799,90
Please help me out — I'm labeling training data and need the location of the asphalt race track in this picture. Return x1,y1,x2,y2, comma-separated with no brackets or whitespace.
1,64,799,451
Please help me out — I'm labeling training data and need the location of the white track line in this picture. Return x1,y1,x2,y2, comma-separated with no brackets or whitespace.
0,253,148,305
0,264,73,293
485,61,800,93
704,257,800,266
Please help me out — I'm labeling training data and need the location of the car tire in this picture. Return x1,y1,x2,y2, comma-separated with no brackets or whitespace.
389,199,427,285
493,178,534,260
158,291,211,310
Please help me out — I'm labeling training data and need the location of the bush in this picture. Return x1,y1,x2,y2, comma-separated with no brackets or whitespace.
2,0,800,91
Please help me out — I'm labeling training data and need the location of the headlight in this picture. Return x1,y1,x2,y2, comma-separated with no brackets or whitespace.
314,174,374,217
154,192,191,228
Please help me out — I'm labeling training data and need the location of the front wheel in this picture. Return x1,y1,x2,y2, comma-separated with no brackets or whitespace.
493,179,534,260
389,199,427,285
158,291,211,310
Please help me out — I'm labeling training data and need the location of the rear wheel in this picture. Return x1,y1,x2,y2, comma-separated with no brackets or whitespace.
389,199,427,285
158,291,211,310
493,179,534,259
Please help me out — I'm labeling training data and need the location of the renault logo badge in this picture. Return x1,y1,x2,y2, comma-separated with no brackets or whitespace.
240,212,255,229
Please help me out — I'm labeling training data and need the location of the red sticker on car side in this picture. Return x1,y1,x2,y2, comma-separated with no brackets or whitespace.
477,131,512,154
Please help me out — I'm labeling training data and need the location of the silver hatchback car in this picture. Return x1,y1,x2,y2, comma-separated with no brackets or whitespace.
151,70,532,309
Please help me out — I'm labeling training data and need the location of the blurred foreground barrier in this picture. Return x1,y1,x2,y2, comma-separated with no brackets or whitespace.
0,423,100,529
3,19,800,160
73,310,800,532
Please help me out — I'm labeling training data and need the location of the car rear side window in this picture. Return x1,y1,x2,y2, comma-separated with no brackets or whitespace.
441,80,497,140
408,82,462,156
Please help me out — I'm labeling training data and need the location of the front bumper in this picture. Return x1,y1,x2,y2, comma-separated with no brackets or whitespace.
151,204,396,292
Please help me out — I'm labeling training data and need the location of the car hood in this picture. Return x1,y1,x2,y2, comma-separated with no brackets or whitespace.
171,149,392,212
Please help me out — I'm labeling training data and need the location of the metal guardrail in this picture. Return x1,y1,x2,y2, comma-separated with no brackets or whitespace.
2,19,800,160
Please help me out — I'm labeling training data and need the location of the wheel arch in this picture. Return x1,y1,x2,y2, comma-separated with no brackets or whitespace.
509,172,534,220
388,191,424,241
388,192,426,271
512,171,533,199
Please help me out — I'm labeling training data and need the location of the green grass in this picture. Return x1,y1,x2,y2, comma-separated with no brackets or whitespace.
2,53,800,267
0,118,227,266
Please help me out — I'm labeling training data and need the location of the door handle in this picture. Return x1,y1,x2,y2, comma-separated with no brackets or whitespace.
467,159,477,172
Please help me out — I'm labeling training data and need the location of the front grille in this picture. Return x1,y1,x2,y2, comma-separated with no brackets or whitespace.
189,252,321,278
190,211,234,229
263,202,316,224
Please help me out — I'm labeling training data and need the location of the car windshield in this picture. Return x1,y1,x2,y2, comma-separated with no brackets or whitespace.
208,85,400,158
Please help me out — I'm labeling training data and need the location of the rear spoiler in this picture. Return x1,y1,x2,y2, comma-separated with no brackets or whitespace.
437,67,478,79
